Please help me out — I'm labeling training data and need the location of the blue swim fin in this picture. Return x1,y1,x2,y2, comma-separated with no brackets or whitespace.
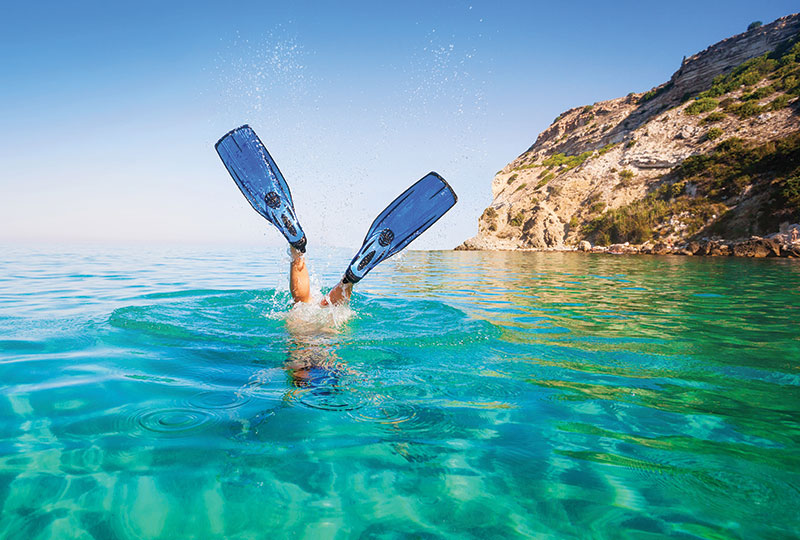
344,172,457,283
215,125,307,252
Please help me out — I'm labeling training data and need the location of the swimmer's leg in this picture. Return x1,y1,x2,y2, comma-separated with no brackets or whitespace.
321,279,353,307
290,247,312,304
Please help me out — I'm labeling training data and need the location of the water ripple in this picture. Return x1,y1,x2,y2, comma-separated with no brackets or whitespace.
133,407,216,437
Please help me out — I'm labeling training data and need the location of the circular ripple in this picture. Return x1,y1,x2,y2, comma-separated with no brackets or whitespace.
349,400,418,425
286,386,368,411
350,398,460,437
188,390,252,410
134,408,214,437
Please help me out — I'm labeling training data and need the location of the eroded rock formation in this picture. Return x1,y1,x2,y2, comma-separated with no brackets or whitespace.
459,14,800,256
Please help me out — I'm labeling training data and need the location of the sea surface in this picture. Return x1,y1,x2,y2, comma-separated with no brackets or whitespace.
1,245,798,539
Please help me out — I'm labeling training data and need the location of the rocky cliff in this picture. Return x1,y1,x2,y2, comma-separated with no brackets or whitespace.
460,14,800,255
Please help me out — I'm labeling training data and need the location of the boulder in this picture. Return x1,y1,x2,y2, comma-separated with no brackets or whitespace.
732,238,781,257
651,242,672,255
696,240,712,256
578,240,592,252
520,207,564,249
781,244,800,258
710,244,732,256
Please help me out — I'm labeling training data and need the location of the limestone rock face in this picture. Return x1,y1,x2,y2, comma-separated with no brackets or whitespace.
520,204,564,249
657,15,800,109
460,13,800,252
732,238,781,257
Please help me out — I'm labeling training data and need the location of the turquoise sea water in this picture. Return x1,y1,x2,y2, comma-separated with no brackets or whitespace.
1,245,799,539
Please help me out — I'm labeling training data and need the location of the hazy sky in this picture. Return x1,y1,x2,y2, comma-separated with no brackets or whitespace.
1,1,796,249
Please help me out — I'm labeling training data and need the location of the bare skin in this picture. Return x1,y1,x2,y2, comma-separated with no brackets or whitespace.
289,247,353,306
289,247,312,304
322,280,353,306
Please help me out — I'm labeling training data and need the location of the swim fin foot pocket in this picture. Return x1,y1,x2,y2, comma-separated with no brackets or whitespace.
215,125,307,252
216,127,456,267
343,172,457,283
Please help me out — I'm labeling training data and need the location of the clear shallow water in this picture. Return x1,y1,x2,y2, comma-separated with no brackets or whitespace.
1,245,799,539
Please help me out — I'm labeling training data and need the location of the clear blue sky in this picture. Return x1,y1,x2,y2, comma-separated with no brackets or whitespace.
1,1,796,249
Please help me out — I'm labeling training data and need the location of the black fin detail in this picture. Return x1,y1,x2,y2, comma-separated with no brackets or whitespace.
291,236,307,253
343,269,358,284
265,192,281,209
357,251,375,271
282,214,297,236
378,229,394,247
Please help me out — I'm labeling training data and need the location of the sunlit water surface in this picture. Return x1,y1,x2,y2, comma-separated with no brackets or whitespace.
1,246,798,539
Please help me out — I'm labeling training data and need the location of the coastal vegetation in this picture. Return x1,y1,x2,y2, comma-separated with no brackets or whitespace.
598,142,619,155
581,35,800,245
481,206,498,231
584,133,800,244
510,212,525,227
463,15,800,254
685,97,719,115
639,82,672,103
542,150,593,171
695,35,800,103
700,111,726,124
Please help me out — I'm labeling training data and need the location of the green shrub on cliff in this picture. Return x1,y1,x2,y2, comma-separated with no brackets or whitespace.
507,174,518,184
782,176,800,208
598,142,619,155
706,127,723,141
769,94,791,110
584,195,723,245
700,111,726,124
584,133,800,244
685,97,719,115
584,197,669,245
742,85,775,101
590,201,606,214
697,37,800,100
678,134,800,201
542,150,593,170
724,100,763,118
639,82,673,103
510,212,525,227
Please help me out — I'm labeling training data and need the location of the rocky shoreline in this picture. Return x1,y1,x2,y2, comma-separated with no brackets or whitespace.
456,232,800,258
462,14,800,256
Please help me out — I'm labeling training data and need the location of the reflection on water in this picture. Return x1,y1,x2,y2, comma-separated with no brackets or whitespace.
0,246,798,539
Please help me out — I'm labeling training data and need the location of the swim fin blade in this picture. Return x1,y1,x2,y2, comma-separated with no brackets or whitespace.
344,172,457,283
215,125,307,252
